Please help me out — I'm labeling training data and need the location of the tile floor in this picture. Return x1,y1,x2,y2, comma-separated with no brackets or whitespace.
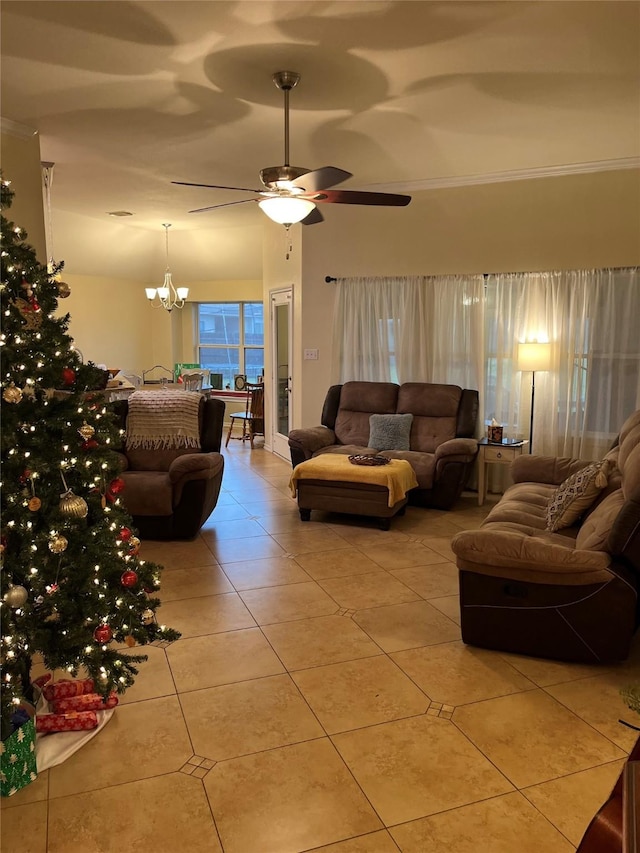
2,442,639,852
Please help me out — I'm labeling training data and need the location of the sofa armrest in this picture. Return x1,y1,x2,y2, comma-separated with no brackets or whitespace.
511,456,595,486
451,528,612,579
169,452,224,484
434,437,478,461
168,452,224,506
288,426,337,463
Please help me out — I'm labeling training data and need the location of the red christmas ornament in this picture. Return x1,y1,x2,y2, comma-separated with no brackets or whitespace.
93,624,113,644
108,477,125,495
19,469,31,483
119,527,132,542
121,570,138,588
30,298,41,313
81,439,99,450
62,368,76,386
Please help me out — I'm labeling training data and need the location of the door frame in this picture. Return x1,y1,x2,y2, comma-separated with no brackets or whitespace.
270,287,293,460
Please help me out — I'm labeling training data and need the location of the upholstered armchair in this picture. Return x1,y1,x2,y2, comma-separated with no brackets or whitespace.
111,393,225,540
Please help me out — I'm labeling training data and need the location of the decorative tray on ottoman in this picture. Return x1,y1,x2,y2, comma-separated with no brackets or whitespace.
348,455,391,466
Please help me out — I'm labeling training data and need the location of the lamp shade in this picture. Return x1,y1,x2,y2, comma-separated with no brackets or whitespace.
517,342,552,372
258,196,316,225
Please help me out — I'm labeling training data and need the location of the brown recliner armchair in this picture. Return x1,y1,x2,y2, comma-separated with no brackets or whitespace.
112,394,225,540
288,381,479,509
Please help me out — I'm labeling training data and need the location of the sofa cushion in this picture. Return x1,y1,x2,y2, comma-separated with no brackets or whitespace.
545,461,611,532
576,490,626,551
379,449,436,489
369,413,413,451
397,383,461,453
120,471,173,515
333,382,399,447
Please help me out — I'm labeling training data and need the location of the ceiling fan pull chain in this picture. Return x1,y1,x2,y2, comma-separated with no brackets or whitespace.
285,225,292,260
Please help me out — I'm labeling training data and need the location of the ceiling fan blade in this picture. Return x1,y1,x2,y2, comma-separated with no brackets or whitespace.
188,198,257,214
308,189,411,207
173,180,263,193
290,166,353,192
301,207,324,225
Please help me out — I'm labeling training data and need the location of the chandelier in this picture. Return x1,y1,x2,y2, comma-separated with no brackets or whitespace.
145,224,188,311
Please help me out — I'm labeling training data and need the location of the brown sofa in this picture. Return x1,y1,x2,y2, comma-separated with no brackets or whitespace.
451,409,640,662
112,396,225,540
288,381,479,509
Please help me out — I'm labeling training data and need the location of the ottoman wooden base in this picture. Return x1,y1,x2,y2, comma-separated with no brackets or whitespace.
296,479,407,530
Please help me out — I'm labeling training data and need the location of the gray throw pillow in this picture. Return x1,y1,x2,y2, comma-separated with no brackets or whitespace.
368,413,413,451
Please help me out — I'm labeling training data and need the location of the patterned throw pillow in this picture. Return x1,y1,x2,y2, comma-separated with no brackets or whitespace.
545,461,611,532
368,413,413,451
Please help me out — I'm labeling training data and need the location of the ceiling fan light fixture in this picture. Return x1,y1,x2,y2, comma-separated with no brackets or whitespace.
258,196,316,225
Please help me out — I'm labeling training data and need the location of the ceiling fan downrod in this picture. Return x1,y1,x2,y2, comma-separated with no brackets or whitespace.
273,71,300,168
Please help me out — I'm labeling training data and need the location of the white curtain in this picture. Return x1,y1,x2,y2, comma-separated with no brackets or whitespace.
333,267,639,463
332,275,485,408
486,267,639,458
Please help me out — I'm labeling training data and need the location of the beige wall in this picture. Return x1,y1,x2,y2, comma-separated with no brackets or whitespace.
298,168,640,426
63,276,262,376
1,130,47,263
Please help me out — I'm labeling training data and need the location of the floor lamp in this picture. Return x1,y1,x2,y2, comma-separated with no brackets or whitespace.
517,342,552,453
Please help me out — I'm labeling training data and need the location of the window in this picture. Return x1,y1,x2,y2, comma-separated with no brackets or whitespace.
198,302,264,388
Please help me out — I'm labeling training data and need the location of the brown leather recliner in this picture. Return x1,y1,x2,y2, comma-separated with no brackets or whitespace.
288,381,479,509
111,396,225,540
451,409,640,663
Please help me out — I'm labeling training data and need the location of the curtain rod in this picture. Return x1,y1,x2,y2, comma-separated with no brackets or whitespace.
325,267,634,282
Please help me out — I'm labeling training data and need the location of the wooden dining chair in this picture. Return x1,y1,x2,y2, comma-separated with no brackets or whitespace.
182,372,205,391
225,383,264,448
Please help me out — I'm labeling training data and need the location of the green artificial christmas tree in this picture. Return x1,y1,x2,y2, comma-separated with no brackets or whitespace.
0,174,179,742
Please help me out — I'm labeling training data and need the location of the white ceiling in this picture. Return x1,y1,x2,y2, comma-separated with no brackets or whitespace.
1,0,639,281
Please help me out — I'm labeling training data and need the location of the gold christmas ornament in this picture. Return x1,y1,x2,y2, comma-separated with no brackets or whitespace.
28,497,42,512
48,534,68,554
78,423,96,440
56,280,71,298
3,585,28,608
59,489,89,519
3,383,23,404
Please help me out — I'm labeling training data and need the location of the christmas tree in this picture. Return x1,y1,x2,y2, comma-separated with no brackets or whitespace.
0,174,179,740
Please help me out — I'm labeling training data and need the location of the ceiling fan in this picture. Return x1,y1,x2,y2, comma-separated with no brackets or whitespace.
172,70,411,226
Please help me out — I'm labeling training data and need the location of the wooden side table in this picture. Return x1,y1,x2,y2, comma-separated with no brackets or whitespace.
477,438,528,505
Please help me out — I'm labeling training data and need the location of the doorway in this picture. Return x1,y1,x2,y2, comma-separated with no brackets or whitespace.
271,288,292,460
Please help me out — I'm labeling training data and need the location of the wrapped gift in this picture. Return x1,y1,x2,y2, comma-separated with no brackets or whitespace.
0,718,38,797
42,678,95,702
35,711,98,734
52,692,119,714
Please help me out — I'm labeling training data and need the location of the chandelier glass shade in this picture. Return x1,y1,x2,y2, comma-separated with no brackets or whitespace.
258,196,316,225
145,224,188,311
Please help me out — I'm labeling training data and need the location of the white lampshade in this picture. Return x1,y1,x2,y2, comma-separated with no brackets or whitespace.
145,288,157,300
518,342,552,372
258,196,316,225
157,286,170,300
176,287,189,300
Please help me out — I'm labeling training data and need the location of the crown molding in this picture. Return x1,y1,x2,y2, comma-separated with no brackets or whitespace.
1,117,39,139
360,157,640,194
